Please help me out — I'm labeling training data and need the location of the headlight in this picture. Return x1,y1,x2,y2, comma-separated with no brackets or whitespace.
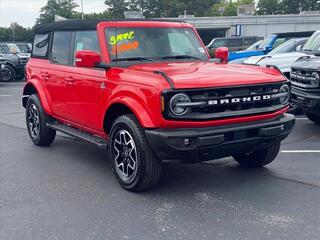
169,93,191,116
311,72,320,87
279,84,290,105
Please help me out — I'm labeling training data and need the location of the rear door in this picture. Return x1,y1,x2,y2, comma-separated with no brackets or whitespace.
46,31,73,119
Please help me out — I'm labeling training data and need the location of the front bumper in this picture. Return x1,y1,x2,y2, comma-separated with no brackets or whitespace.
145,114,295,162
291,85,320,114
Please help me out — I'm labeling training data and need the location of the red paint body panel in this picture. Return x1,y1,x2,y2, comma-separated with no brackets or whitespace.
25,20,288,138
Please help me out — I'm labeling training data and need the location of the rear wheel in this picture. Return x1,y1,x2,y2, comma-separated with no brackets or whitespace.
233,141,280,168
26,94,56,146
109,114,162,192
305,111,320,125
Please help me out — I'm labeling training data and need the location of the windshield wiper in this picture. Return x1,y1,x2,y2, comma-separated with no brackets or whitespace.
112,57,153,62
161,55,201,60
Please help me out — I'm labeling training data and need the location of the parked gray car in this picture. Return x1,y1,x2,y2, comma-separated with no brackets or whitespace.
0,43,30,81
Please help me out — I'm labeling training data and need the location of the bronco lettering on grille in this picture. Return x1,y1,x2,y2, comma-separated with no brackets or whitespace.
208,95,271,105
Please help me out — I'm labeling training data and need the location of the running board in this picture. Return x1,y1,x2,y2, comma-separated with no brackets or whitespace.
46,122,108,149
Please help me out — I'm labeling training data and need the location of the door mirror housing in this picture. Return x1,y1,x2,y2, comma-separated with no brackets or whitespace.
215,47,229,64
75,50,101,68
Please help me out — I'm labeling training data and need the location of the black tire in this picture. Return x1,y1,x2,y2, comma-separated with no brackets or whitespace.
1,65,16,82
233,141,281,168
305,111,320,125
26,94,56,146
109,114,162,192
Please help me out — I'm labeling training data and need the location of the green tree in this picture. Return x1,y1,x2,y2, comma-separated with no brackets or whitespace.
279,0,320,14
0,23,34,42
257,0,280,15
104,0,128,18
210,0,255,16
36,0,79,24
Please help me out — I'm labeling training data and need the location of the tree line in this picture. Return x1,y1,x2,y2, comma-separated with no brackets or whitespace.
1,0,320,42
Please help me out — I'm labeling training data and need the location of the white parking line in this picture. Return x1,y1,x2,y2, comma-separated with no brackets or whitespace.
281,150,320,153
295,117,308,120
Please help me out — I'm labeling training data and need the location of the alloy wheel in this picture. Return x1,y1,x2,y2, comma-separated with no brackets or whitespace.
27,104,40,139
2,67,12,81
113,129,138,183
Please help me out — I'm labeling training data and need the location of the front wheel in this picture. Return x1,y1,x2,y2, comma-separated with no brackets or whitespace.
233,141,281,168
109,114,162,192
305,111,320,125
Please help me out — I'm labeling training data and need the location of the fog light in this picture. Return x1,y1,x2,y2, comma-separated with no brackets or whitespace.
184,138,191,146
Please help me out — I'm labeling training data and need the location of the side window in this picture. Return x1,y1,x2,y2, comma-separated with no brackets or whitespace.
244,37,258,45
32,34,50,57
51,31,72,65
228,39,242,47
272,38,286,49
74,31,100,59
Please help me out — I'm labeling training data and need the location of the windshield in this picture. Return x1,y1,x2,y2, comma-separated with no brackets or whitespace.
268,38,304,55
302,31,320,53
246,40,263,50
105,27,208,62
0,43,21,54
258,35,275,50
16,44,29,53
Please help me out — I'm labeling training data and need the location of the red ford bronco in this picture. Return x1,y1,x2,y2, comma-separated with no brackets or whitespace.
23,19,295,191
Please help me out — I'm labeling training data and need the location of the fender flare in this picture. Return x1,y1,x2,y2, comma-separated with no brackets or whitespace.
105,96,156,129
23,80,53,115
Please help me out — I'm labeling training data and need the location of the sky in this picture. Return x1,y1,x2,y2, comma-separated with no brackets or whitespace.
0,0,107,28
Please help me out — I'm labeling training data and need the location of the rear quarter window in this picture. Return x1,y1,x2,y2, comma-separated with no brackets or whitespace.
51,31,72,65
32,34,50,58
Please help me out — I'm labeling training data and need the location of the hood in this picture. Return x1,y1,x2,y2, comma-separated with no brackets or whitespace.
129,61,285,89
16,53,30,58
245,52,308,73
292,56,320,71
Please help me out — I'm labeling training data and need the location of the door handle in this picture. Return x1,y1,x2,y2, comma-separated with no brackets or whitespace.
41,71,51,81
65,76,76,86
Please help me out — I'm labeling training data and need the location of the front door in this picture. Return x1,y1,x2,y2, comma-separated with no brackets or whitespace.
64,30,108,132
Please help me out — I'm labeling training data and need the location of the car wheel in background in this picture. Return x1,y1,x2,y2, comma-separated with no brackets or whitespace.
1,65,16,82
233,141,281,168
305,111,320,125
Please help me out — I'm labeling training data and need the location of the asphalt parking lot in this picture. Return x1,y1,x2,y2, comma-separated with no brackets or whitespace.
1,82,320,240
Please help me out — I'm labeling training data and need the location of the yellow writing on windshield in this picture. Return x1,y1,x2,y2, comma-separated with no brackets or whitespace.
109,31,135,46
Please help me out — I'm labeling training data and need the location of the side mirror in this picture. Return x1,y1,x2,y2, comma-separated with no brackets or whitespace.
75,50,101,68
296,45,303,52
215,47,229,64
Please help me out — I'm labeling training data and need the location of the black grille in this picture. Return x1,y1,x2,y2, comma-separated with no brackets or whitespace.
290,68,317,88
163,82,288,121
18,58,29,65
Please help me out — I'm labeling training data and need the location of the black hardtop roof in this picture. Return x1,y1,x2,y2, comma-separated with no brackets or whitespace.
214,36,262,40
272,31,314,37
34,19,186,34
